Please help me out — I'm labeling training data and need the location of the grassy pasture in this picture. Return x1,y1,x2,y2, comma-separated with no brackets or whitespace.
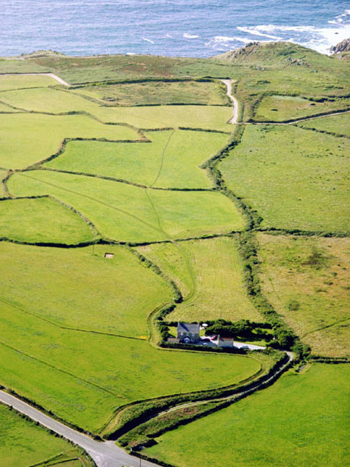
0,296,261,432
254,95,350,122
0,403,94,467
92,104,233,131
0,197,97,244
146,364,350,467
0,87,98,113
137,242,194,300
0,242,173,338
9,171,245,242
0,59,50,75
0,101,22,112
220,124,350,232
258,234,350,358
138,237,261,323
0,113,138,169
0,87,232,130
27,53,244,83
45,130,228,188
73,80,229,106
0,73,59,91
297,113,350,137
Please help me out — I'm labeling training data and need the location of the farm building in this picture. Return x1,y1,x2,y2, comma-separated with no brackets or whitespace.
217,336,234,348
177,322,200,343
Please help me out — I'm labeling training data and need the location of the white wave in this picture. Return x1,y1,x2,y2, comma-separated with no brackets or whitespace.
142,37,155,44
234,21,350,54
183,33,199,39
205,36,253,49
237,26,281,40
126,52,136,56
165,33,173,38
253,24,316,33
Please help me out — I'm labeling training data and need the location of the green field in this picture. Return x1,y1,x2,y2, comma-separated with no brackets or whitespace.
0,242,173,338
220,124,350,232
0,86,232,130
138,237,261,323
0,279,261,432
254,95,350,122
146,364,350,467
0,196,98,244
45,129,228,189
90,104,232,130
0,87,96,113
9,171,245,242
0,113,138,169
0,73,59,91
1,46,349,465
297,112,350,137
0,101,22,112
258,234,350,358
0,403,94,467
73,80,229,106
220,42,350,121
22,53,244,83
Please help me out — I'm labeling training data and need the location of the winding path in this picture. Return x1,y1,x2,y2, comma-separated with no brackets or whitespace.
221,79,239,124
0,390,158,467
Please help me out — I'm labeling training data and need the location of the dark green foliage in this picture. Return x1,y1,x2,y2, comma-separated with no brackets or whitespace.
204,319,273,341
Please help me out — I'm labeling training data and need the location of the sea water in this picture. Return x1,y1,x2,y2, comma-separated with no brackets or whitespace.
1,0,350,57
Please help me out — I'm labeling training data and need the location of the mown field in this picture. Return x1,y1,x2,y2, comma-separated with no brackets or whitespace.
0,73,58,90
0,290,262,432
0,113,138,169
0,197,98,244
0,101,21,112
72,80,229,106
8,171,245,242
220,124,350,232
146,364,350,467
0,86,233,131
1,46,349,465
257,234,350,358
138,237,261,323
45,129,228,189
0,403,94,467
0,242,173,338
297,113,350,137
254,95,350,122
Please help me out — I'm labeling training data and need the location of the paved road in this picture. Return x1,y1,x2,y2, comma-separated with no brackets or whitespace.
0,350,294,466
0,390,159,467
221,79,239,124
233,342,266,350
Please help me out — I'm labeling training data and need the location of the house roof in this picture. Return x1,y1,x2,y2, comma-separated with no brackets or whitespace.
177,322,200,334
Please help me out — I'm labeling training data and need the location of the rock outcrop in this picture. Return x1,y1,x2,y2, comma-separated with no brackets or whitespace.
331,38,350,54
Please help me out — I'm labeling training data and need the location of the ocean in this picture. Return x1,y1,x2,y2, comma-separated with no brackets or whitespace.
1,0,350,57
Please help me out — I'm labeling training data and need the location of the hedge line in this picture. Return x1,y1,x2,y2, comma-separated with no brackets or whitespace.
128,247,183,304
237,231,310,361
257,227,350,239
120,350,291,453
105,350,286,440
